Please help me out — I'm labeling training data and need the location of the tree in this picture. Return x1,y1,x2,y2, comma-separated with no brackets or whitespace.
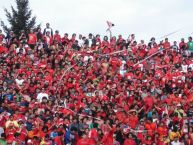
1,0,37,36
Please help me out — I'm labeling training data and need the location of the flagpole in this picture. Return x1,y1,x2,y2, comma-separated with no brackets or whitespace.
157,29,182,40
133,48,165,66
109,29,112,40
106,21,114,40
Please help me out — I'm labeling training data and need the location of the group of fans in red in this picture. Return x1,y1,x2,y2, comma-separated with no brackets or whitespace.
0,23,193,145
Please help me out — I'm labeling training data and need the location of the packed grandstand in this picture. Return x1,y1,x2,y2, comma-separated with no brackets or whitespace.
0,23,193,145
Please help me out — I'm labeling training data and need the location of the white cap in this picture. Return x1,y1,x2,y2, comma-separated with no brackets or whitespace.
177,103,181,107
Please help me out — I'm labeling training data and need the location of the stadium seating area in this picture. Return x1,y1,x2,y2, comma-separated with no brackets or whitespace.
0,24,193,145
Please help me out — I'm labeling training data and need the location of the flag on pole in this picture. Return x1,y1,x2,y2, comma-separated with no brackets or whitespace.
106,21,114,32
157,29,182,40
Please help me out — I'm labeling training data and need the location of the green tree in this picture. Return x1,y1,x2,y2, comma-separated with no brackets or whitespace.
1,0,37,36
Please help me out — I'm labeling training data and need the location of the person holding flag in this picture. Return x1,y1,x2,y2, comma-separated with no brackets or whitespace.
106,21,115,39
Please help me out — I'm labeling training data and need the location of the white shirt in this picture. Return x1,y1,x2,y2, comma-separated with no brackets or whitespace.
15,78,24,85
120,70,126,76
88,39,92,47
120,60,126,70
181,64,188,73
138,63,144,71
44,28,52,35
171,141,181,145
0,127,4,137
16,47,26,54
120,60,126,76
37,92,49,102
189,63,193,70
36,42,44,50
78,39,84,47
84,56,93,62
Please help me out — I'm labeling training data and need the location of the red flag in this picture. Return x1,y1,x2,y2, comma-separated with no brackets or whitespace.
106,21,114,32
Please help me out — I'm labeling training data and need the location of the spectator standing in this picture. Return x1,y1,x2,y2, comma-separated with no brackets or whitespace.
28,29,37,50
43,23,53,37
188,37,193,57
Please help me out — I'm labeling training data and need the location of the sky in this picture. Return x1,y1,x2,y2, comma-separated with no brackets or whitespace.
0,0,193,42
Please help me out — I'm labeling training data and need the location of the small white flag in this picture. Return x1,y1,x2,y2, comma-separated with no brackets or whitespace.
106,21,115,32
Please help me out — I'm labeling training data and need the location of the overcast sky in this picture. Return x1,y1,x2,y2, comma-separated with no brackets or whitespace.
0,0,193,42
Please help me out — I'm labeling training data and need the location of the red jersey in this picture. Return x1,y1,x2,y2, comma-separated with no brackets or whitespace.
101,127,115,145
179,41,187,49
77,138,95,145
53,34,61,42
163,42,171,49
124,139,136,145
28,33,37,44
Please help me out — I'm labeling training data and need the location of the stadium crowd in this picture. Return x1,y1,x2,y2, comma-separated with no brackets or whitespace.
0,23,193,145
